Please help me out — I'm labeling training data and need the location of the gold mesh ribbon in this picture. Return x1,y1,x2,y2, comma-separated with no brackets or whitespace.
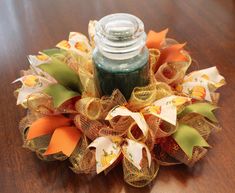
74,90,127,140
75,89,126,120
155,52,192,86
144,115,177,151
27,93,54,115
52,48,99,98
74,114,107,140
146,115,177,139
99,89,127,118
70,136,96,174
78,68,99,98
127,122,147,142
123,156,159,187
211,92,220,105
128,83,173,111
88,20,97,48
63,51,99,98
53,50,93,75
179,113,221,140
149,48,160,82
27,92,78,115
75,97,102,120
99,116,133,137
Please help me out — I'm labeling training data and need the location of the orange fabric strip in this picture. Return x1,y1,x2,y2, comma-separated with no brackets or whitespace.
156,43,188,71
27,115,72,140
43,126,81,156
146,29,168,49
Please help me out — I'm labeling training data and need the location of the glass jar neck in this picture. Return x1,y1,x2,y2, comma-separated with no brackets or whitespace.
94,13,147,60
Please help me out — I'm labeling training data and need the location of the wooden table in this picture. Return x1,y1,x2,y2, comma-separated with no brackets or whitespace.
0,0,234,192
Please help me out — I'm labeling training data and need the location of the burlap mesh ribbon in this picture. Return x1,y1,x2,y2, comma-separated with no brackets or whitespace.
74,89,128,140
149,49,160,79
27,93,54,115
160,137,207,167
179,113,220,140
123,157,159,187
99,116,134,137
75,89,126,120
74,114,106,140
146,115,177,138
70,136,96,174
155,53,191,86
26,92,78,115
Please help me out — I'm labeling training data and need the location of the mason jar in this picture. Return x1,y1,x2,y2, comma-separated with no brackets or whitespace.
93,13,149,99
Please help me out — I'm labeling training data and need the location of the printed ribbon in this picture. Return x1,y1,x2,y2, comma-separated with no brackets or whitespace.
14,53,83,108
88,136,151,174
56,32,92,56
176,66,225,101
13,75,55,106
56,31,99,97
142,95,191,125
105,106,149,137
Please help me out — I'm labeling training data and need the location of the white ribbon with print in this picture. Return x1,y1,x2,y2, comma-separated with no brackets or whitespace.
122,139,151,170
143,95,191,125
13,75,53,105
88,137,152,173
105,106,149,137
88,136,122,174
56,32,92,56
179,66,225,101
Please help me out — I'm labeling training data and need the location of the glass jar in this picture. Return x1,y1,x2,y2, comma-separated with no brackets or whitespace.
93,13,149,99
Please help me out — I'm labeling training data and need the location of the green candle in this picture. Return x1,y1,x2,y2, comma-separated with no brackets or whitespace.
93,13,150,99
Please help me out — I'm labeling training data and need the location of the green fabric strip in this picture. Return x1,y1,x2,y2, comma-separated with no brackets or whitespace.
179,103,218,122
39,57,82,93
42,48,66,57
172,123,209,158
43,84,79,107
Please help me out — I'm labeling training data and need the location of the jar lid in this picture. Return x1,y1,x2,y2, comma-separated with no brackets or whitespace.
95,13,146,60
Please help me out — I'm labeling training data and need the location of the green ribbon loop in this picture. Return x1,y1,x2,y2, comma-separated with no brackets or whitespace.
39,57,83,93
179,103,218,122
43,84,79,107
42,48,67,57
172,123,209,158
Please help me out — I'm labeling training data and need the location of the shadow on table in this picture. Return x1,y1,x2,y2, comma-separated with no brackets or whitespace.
33,153,206,193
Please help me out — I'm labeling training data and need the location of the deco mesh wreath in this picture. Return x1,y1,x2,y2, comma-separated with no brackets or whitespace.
13,20,225,187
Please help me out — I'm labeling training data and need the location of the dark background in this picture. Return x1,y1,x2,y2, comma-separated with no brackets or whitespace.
0,0,234,193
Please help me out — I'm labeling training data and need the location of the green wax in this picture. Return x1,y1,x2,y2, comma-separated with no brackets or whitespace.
93,48,150,99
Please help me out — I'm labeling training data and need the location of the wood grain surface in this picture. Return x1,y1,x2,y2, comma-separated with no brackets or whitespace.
0,0,234,193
